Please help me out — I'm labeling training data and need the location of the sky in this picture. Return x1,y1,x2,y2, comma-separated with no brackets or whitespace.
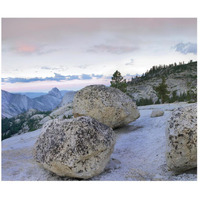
1,18,197,93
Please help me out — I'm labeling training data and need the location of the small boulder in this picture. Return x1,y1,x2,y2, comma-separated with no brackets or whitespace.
151,109,164,117
73,85,140,129
165,104,197,172
34,116,116,179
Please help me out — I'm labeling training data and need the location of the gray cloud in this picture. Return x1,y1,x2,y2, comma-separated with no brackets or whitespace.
1,73,105,83
92,74,104,79
81,74,92,80
88,44,139,54
174,42,197,55
40,65,69,72
41,66,52,70
2,77,46,83
1,73,67,83
66,75,80,80
53,73,67,81
125,59,134,66
37,47,63,55
76,64,90,69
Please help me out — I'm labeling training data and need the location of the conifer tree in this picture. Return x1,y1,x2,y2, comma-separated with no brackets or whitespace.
154,77,170,104
110,70,127,93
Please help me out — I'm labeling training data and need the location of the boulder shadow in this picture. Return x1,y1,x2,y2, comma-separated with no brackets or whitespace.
114,124,143,135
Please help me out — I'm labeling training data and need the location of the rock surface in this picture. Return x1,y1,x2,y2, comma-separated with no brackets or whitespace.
151,109,164,117
60,91,76,107
30,114,45,120
2,103,197,181
127,62,197,103
165,104,197,172
39,116,51,125
73,85,140,129
50,103,73,119
33,116,116,179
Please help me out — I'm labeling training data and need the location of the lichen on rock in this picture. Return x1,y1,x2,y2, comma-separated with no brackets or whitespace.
73,85,140,129
33,116,116,179
165,104,197,172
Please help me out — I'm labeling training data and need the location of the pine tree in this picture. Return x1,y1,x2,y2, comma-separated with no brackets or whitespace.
110,70,127,93
154,77,170,104
169,90,178,103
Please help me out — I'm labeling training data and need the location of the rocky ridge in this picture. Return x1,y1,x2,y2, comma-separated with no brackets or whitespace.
127,61,197,103
2,87,63,118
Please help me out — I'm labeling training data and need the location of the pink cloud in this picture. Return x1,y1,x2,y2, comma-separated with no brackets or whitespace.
17,44,37,53
88,44,139,54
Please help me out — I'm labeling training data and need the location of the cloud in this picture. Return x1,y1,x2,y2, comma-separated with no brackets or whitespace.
41,66,52,70
2,73,67,83
125,59,134,66
41,66,68,71
81,74,92,80
53,73,66,81
66,75,80,80
8,43,63,56
2,73,105,83
76,64,90,69
17,44,37,54
174,42,197,55
88,44,139,54
7,44,39,55
2,77,44,83
92,74,104,79
3,19,196,42
37,47,63,55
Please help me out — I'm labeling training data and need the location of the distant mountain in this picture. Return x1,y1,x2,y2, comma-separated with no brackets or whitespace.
48,87,62,99
33,88,63,111
2,98,74,140
14,89,73,99
15,92,47,99
2,87,63,118
2,90,34,118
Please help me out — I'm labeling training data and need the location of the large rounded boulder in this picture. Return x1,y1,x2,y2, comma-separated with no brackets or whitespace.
73,85,140,129
165,104,197,172
33,116,116,179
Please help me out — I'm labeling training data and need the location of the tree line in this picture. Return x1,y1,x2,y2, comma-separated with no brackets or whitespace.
128,60,197,84
110,62,197,106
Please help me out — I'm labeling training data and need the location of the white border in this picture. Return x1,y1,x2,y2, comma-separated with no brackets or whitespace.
0,0,199,200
